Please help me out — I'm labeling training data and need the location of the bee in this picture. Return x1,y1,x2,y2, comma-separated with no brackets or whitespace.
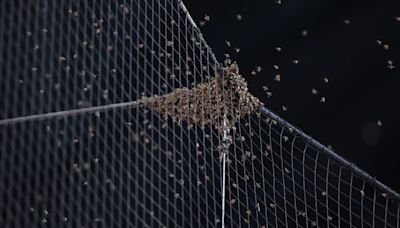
387,60,395,69
383,44,389,50
312,88,318,95
94,218,102,223
284,167,290,174
120,4,129,14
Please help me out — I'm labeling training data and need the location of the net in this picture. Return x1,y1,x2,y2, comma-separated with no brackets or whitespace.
0,0,399,228
225,107,400,227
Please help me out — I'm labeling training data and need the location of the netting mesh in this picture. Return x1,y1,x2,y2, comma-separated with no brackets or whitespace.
225,108,400,227
0,0,399,228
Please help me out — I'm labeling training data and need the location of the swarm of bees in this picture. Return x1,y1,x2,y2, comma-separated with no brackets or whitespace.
139,58,262,131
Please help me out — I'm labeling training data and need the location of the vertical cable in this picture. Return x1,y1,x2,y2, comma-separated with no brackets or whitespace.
221,116,232,228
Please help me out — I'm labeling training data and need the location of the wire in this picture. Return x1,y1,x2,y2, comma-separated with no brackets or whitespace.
259,105,400,202
0,100,143,126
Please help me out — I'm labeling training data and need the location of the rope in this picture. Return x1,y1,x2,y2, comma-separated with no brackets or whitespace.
0,101,142,126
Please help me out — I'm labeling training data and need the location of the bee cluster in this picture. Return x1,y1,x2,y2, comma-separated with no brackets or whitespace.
139,59,262,131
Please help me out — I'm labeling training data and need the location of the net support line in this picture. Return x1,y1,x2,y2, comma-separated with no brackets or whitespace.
159,6,234,226
221,117,231,228
0,100,143,126
259,105,400,202
177,0,220,67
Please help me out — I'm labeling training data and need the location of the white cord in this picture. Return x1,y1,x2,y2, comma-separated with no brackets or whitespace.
0,100,142,126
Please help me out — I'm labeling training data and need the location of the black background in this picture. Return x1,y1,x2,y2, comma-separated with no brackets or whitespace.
185,0,400,191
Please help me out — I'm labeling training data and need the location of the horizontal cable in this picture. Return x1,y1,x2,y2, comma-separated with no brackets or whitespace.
259,105,400,203
0,100,143,126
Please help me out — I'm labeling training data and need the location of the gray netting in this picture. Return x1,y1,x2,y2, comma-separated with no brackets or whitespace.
0,0,399,228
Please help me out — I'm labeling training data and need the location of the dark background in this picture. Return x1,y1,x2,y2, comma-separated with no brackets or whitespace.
185,0,400,191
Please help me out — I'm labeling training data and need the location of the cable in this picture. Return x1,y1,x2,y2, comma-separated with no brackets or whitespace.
0,100,143,126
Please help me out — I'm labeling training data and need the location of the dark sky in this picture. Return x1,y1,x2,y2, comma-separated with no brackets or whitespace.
185,0,400,191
